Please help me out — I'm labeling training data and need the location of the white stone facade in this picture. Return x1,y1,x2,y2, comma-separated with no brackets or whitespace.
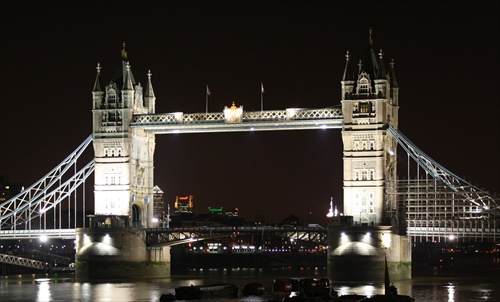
341,46,399,226
92,48,156,228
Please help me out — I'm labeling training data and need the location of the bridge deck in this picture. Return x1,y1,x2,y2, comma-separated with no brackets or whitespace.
130,108,343,133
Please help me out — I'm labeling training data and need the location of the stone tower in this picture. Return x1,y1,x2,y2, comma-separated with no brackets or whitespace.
341,30,399,227
327,32,411,282
91,44,157,228
76,46,169,281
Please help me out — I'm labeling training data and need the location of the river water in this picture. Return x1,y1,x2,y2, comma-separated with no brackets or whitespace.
1,257,498,302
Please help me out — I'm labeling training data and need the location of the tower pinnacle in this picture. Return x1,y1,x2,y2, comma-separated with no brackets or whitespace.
121,42,128,60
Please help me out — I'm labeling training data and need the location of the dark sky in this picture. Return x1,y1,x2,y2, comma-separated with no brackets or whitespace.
1,1,499,226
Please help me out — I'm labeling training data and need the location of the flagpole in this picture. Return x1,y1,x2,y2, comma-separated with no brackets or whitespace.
206,85,209,116
261,82,264,111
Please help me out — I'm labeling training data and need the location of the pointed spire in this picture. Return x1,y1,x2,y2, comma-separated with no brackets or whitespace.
93,63,103,92
377,49,387,79
145,69,155,98
369,28,373,46
342,50,355,81
121,42,128,60
389,59,398,88
361,28,379,86
123,62,134,90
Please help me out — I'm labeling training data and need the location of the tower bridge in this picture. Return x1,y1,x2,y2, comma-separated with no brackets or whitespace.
1,37,498,281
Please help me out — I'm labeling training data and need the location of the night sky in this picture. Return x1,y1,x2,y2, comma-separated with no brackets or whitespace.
1,1,498,226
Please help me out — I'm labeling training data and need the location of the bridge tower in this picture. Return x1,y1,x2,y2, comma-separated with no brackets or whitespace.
75,45,169,281
341,30,399,227
327,31,411,281
91,44,156,228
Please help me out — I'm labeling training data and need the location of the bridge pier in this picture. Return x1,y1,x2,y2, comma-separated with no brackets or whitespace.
75,226,170,281
327,221,411,281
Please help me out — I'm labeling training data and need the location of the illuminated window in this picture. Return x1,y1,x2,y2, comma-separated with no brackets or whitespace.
107,89,117,104
359,102,370,113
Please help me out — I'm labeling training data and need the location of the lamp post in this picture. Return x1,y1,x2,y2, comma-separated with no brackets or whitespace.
166,204,171,228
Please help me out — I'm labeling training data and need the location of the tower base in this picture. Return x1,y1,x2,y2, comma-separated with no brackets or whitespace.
327,225,411,282
75,227,170,281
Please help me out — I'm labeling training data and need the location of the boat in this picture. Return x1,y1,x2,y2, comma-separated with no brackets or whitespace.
242,282,265,296
355,255,414,302
273,277,338,301
332,255,414,302
159,293,176,302
173,283,239,300
269,256,414,302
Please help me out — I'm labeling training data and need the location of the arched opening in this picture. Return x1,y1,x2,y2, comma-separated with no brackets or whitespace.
132,204,141,228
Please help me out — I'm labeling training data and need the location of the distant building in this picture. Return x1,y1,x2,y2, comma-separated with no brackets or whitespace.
225,208,239,217
0,176,23,203
152,185,165,220
175,195,193,213
207,206,239,217
280,214,302,227
208,206,224,215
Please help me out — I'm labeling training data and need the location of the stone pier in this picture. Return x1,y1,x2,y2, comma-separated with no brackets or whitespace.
75,226,170,281
327,220,411,281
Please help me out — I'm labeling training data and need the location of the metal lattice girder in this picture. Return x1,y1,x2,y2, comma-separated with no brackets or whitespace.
388,127,499,217
0,160,95,230
0,135,93,228
31,249,72,265
0,229,76,239
132,108,342,124
131,108,343,134
146,226,327,247
0,253,48,270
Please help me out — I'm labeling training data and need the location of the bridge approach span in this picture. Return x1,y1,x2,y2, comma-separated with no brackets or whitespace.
145,226,327,248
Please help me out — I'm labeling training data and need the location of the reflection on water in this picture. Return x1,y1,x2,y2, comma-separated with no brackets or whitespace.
1,259,499,302
37,280,51,302
446,282,455,302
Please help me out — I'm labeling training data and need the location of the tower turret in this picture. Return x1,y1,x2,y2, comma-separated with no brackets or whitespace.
390,59,399,106
144,70,156,114
374,49,389,98
341,51,355,100
92,63,104,110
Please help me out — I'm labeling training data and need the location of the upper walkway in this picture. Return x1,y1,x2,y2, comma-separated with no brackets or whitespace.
130,107,343,133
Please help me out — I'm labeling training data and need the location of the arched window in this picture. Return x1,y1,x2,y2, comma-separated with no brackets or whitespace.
356,72,372,95
107,89,117,104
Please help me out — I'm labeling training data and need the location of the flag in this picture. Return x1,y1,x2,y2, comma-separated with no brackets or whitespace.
261,82,264,94
206,85,211,96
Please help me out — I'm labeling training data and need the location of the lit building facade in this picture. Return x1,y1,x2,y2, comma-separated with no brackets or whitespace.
328,31,411,282
175,195,193,213
153,185,165,220
340,31,399,226
91,44,156,228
